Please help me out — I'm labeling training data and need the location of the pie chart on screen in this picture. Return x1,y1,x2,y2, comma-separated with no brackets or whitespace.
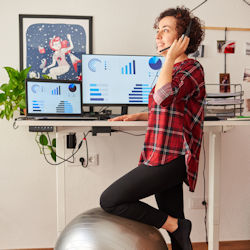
69,84,76,92
149,56,162,70
31,84,42,93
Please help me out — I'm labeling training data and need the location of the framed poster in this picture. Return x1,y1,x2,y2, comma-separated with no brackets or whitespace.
219,73,230,93
19,14,93,80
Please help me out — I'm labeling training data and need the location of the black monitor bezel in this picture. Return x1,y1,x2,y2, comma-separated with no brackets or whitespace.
25,78,83,117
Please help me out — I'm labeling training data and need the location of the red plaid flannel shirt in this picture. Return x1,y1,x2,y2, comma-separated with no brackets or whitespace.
139,58,206,192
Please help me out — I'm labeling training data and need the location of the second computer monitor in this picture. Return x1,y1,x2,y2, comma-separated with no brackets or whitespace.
82,54,164,105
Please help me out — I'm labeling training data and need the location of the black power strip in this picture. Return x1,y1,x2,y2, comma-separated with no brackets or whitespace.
92,126,112,136
29,126,54,132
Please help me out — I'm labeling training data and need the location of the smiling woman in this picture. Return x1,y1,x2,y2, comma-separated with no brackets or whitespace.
100,6,206,250
154,7,205,55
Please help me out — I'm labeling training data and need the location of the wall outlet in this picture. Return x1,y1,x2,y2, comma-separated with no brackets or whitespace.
88,154,99,167
189,198,205,209
66,153,99,167
66,151,85,167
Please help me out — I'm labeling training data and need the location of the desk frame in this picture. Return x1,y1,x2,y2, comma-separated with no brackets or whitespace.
16,120,250,250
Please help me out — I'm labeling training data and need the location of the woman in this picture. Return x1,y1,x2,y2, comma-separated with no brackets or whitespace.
100,6,205,250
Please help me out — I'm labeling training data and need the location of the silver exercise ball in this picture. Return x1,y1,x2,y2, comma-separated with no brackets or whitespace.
55,207,168,250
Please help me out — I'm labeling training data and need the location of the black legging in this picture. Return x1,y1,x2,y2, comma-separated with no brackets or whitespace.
100,155,187,249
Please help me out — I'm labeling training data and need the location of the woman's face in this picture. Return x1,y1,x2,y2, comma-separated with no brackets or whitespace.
156,16,179,55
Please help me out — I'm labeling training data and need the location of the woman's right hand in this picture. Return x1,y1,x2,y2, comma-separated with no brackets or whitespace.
108,114,139,121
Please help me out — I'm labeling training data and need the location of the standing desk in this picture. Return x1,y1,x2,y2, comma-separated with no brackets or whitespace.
16,119,250,250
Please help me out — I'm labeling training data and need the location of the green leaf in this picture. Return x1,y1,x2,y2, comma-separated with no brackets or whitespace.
5,104,12,120
5,103,10,115
20,67,31,81
12,96,17,101
4,67,19,80
51,151,56,162
18,98,26,109
9,109,14,118
0,83,10,92
9,78,19,88
0,93,7,103
39,134,48,146
42,74,52,79
4,102,14,120
0,110,5,119
52,138,56,148
13,89,22,98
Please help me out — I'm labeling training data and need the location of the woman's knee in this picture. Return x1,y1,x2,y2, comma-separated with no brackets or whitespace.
99,189,116,213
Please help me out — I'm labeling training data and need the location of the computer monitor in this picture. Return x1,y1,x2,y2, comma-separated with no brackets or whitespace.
81,54,164,105
25,79,82,117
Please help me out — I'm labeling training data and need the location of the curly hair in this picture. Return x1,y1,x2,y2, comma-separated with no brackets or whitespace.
154,6,205,55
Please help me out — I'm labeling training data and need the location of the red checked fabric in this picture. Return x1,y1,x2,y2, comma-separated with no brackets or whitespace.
139,58,206,192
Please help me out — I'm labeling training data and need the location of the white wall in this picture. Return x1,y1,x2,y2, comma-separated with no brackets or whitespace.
0,0,250,248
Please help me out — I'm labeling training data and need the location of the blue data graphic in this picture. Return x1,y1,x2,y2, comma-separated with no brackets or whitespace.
32,100,44,112
104,60,108,70
56,101,73,113
82,55,164,104
69,84,77,92
52,86,61,95
129,84,151,103
88,58,102,72
31,84,43,94
121,60,136,75
89,83,106,101
149,56,162,70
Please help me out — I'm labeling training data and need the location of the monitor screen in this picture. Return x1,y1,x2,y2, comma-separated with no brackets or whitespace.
26,79,82,116
81,54,164,105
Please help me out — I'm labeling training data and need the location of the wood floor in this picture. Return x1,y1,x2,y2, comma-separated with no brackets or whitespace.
3,240,250,250
168,240,250,250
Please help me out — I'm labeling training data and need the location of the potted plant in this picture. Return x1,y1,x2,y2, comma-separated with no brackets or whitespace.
0,66,31,120
0,67,57,162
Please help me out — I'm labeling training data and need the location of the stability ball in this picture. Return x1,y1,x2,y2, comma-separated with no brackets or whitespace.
55,207,168,250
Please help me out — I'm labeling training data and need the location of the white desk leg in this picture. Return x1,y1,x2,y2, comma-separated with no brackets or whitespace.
56,130,66,236
208,131,221,250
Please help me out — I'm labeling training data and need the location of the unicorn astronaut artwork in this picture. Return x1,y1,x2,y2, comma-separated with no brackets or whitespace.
25,22,86,80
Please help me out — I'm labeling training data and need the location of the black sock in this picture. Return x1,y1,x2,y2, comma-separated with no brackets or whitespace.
171,219,193,250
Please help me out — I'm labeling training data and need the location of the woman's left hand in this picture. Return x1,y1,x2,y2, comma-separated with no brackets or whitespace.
166,35,190,61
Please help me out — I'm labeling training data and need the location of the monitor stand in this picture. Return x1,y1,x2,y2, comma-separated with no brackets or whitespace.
83,106,99,117
89,106,94,113
121,105,128,115
83,105,128,119
99,105,128,120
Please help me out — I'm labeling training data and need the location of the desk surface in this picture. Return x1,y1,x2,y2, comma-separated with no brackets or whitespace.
16,119,250,127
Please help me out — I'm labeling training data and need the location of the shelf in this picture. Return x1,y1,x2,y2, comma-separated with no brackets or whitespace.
205,83,244,118
206,91,244,98
206,99,244,106
205,107,243,114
